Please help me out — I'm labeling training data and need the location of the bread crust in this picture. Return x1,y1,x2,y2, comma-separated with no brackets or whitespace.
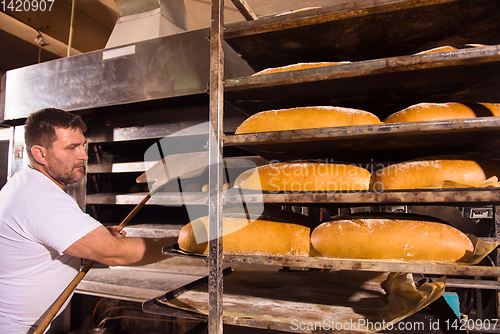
234,162,371,192
311,215,473,262
369,157,498,190
416,45,457,54
178,214,311,256
480,102,500,115
416,44,487,55
252,62,349,76
383,102,500,123
235,106,381,134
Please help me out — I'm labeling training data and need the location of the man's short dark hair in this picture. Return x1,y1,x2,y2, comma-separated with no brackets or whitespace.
25,108,87,161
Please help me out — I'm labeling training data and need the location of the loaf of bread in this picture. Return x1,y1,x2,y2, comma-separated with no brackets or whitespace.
234,161,371,192
234,106,381,134
480,102,500,115
178,208,312,256
252,62,349,76
383,102,500,123
370,156,499,190
416,45,457,54
274,7,321,17
416,44,487,55
311,214,474,262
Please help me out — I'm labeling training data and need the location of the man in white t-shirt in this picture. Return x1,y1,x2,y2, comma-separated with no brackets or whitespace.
0,108,173,333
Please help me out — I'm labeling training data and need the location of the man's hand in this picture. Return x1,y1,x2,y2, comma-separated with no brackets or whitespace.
106,225,126,238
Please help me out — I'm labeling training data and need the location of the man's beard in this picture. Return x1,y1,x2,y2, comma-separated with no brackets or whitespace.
46,158,86,185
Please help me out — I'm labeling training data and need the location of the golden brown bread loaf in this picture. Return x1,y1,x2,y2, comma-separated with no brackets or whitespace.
383,102,500,123
234,161,371,192
234,106,381,134
481,102,500,115
252,62,349,76
274,7,321,17
370,156,500,190
416,45,457,54
178,208,312,256
311,214,474,262
416,44,487,55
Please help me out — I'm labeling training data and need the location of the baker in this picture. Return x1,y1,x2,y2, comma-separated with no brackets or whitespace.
0,108,172,333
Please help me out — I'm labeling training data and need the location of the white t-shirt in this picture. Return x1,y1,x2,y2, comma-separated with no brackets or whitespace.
0,167,102,333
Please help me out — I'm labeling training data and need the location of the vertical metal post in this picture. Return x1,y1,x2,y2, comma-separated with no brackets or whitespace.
208,0,224,333
495,205,500,319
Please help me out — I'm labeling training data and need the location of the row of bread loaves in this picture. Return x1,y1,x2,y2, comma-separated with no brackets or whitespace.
177,209,475,263
178,50,494,264
231,157,500,192
234,102,500,135
249,43,487,78
178,158,493,261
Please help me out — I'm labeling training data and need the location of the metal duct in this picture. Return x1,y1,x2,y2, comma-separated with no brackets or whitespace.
105,0,187,49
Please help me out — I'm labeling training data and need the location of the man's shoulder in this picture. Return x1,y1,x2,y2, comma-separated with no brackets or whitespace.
1,167,62,200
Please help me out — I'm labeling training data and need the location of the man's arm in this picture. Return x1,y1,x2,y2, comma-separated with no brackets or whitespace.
63,225,175,266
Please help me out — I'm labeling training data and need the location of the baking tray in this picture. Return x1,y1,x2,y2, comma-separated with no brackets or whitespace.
142,267,232,321
224,0,500,72
162,244,500,278
223,187,500,207
223,117,500,162
224,45,500,117
143,268,453,333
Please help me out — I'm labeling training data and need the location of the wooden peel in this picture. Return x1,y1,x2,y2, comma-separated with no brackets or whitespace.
34,151,209,334
136,151,209,187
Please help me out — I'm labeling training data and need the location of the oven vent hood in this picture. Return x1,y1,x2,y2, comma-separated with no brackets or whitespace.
0,0,255,122
105,0,188,49
0,28,254,122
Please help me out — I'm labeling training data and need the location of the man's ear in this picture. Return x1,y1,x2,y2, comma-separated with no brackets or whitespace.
31,145,47,165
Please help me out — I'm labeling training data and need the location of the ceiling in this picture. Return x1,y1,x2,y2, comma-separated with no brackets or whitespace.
0,0,345,78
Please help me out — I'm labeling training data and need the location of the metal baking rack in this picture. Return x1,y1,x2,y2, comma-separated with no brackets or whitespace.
224,117,500,162
161,244,500,278
143,267,389,334
223,188,500,207
86,192,209,206
224,0,500,73
142,259,486,333
139,0,500,332
143,266,467,334
224,44,500,117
